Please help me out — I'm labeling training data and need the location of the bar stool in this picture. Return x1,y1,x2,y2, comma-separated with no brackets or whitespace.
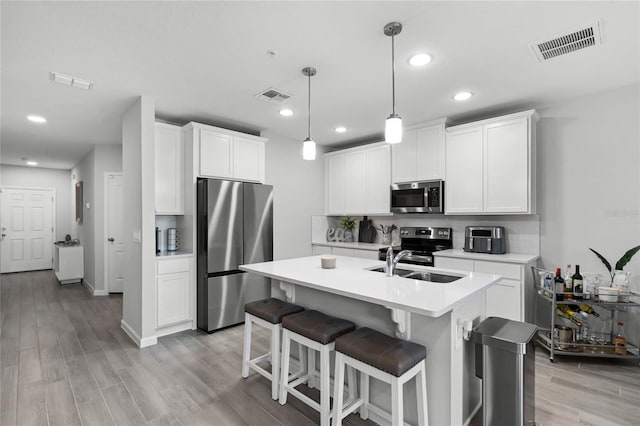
332,327,429,426
242,298,304,400
279,310,356,426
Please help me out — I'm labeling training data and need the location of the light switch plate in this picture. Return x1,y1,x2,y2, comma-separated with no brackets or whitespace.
133,229,141,243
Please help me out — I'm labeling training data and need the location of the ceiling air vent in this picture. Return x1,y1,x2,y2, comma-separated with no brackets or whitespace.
530,21,602,62
255,87,291,103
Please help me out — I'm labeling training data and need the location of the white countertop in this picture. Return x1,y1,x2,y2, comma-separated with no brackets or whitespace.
240,255,501,318
433,249,538,264
311,241,390,251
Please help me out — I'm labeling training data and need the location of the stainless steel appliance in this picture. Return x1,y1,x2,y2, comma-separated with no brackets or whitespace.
378,226,452,267
390,180,444,214
197,179,273,332
464,226,506,254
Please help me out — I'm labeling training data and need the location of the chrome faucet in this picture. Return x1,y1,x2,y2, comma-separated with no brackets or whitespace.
385,247,412,277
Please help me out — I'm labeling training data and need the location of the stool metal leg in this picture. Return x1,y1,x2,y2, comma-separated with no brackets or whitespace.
319,344,331,426
279,329,292,405
391,376,403,426
332,352,346,426
416,361,429,426
242,313,252,378
360,372,369,420
270,323,281,400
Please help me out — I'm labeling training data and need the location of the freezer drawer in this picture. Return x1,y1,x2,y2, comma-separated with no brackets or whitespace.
203,272,270,332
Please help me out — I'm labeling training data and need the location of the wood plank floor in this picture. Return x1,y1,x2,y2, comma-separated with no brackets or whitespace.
1,270,639,426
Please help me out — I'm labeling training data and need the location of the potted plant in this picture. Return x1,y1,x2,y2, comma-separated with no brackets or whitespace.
589,245,640,284
340,216,357,243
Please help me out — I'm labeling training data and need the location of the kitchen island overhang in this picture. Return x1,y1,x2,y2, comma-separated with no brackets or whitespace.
240,255,502,426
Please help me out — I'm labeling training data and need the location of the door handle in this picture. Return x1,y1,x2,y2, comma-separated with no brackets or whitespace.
1,227,6,238
108,237,115,242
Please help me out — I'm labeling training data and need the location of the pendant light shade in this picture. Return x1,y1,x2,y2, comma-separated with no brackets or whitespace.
302,138,316,160
384,22,403,144
302,67,317,160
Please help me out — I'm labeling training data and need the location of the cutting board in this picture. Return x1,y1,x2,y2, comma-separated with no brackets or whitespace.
358,217,377,243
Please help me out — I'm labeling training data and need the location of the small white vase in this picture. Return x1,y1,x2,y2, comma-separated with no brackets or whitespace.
344,229,353,243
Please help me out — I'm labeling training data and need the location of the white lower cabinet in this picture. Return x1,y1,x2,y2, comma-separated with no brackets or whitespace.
311,244,379,260
156,257,192,329
435,256,529,322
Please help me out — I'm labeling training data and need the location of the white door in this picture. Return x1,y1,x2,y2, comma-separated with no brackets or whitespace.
0,188,54,272
105,174,125,293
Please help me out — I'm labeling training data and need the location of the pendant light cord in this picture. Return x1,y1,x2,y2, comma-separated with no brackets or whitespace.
307,73,312,139
391,32,396,116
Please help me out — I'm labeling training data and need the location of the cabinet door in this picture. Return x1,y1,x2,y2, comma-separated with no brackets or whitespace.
155,124,183,214
352,248,380,260
200,130,232,178
233,136,265,183
484,279,522,321
484,118,529,213
435,257,474,272
345,151,367,214
365,145,391,214
332,247,355,257
416,124,445,181
325,154,346,215
391,129,417,183
312,245,333,255
157,270,190,327
445,128,483,213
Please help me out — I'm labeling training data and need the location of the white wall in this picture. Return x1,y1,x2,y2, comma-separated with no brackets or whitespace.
121,96,156,347
262,131,326,260
1,165,71,240
537,84,640,343
70,144,122,293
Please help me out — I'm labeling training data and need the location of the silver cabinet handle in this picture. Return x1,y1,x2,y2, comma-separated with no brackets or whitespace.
108,237,115,242
1,227,6,238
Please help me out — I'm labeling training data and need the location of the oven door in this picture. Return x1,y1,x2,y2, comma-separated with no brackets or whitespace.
390,181,443,213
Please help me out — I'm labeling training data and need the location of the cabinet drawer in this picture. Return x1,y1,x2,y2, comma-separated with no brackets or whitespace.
435,257,474,272
474,261,521,280
332,247,354,257
157,258,190,275
352,249,380,260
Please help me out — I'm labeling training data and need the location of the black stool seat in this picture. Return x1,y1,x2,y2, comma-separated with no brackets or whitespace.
282,310,355,345
244,298,304,324
335,327,426,377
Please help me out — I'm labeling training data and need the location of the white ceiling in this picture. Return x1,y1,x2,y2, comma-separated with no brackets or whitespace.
2,1,638,170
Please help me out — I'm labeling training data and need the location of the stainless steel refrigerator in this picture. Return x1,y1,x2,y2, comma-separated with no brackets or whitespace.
197,178,273,332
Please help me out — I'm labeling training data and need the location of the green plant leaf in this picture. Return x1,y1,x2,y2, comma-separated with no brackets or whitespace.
615,244,640,271
589,248,612,275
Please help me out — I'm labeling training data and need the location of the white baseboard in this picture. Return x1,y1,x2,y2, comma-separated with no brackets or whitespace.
156,321,193,337
120,319,157,348
82,279,108,296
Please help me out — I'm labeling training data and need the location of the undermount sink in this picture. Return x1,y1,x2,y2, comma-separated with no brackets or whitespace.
368,267,462,283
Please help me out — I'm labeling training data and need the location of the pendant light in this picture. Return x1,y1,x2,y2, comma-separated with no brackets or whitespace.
302,67,317,160
384,22,403,144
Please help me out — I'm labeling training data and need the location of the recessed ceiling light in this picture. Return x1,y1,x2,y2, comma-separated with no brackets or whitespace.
408,53,432,67
334,126,347,133
453,91,473,101
26,161,38,166
279,108,293,117
27,115,47,123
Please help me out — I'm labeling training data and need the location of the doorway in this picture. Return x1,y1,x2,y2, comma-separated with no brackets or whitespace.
104,173,124,293
0,187,55,273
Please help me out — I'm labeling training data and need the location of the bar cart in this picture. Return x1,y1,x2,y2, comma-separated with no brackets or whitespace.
531,266,640,363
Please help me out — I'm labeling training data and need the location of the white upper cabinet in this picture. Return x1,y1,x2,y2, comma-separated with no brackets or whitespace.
191,123,266,183
445,110,537,215
154,122,184,214
392,119,447,183
325,142,391,215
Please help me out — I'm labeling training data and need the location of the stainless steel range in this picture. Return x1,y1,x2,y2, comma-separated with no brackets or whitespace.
378,227,452,267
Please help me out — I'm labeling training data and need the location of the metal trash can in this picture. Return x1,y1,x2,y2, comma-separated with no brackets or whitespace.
472,317,538,426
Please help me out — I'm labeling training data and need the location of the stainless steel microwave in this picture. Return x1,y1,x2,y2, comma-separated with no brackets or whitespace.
390,180,444,213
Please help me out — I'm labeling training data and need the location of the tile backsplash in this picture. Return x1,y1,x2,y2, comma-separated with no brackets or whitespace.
312,214,540,255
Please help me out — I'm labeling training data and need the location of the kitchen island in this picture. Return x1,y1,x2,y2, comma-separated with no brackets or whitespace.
240,255,502,426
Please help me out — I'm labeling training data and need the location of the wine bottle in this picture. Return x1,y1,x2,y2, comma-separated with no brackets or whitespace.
564,264,573,299
578,303,600,317
572,265,583,300
615,321,627,355
555,308,582,327
554,268,565,302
